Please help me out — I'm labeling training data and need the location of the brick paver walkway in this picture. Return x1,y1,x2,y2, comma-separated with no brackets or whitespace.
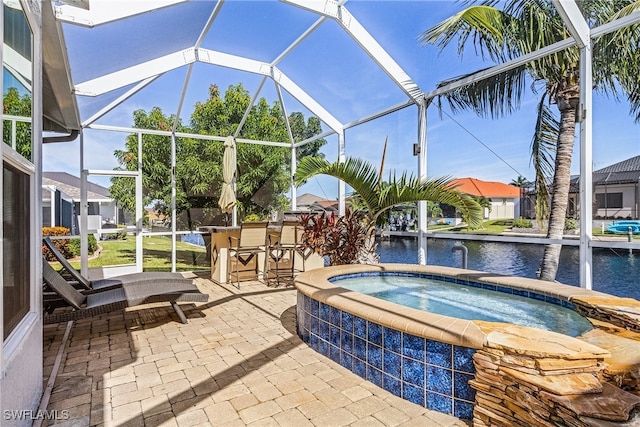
42,274,471,426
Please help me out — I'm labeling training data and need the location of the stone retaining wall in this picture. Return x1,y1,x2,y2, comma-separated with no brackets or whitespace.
471,320,640,426
572,295,640,397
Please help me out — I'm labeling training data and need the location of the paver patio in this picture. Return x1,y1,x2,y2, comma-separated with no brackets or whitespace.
41,273,471,426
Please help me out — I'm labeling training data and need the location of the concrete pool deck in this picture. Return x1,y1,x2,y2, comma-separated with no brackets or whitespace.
40,273,470,427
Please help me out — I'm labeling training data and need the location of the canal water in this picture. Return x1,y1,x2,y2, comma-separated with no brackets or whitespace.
377,237,640,300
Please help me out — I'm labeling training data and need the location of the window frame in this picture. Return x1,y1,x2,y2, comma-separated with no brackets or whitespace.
1,0,40,362
0,153,37,342
1,145,38,352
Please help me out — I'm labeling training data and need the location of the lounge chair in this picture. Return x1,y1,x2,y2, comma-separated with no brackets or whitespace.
42,261,209,324
42,236,192,292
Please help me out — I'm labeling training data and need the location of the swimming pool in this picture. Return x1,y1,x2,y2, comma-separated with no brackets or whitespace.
332,274,592,337
606,220,640,234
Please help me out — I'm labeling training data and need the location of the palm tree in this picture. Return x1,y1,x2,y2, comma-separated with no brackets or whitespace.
294,153,483,263
510,175,531,188
510,175,533,220
420,0,640,281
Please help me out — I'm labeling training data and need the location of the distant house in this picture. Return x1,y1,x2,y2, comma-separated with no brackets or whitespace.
42,172,124,234
295,193,339,212
450,177,521,220
569,155,640,220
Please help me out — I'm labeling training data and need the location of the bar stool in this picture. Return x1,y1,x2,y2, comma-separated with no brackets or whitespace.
227,221,269,287
265,220,304,286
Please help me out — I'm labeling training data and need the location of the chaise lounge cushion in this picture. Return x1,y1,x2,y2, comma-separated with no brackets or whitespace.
43,236,193,291
42,261,208,324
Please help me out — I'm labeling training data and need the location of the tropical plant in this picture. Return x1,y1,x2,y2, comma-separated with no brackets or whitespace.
512,217,533,229
294,145,483,264
420,0,640,281
564,218,578,231
475,196,493,215
510,175,531,188
299,210,371,265
427,201,443,220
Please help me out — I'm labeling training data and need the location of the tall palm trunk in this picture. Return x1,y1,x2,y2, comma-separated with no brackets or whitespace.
539,90,579,281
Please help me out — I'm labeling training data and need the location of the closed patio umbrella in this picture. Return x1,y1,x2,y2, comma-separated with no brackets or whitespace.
218,135,237,214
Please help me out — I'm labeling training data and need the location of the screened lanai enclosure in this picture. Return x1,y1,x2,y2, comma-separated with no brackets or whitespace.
37,0,640,290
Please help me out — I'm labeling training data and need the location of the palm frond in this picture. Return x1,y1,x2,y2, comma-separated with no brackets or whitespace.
295,155,483,228
375,174,482,228
419,5,509,62
592,2,640,121
295,156,380,214
600,1,640,47
530,96,558,222
437,65,528,118
378,136,388,189
624,73,640,123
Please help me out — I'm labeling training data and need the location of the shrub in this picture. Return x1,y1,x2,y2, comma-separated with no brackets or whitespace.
565,218,578,231
42,227,97,260
299,209,377,265
66,235,98,256
101,223,127,240
42,227,74,260
243,213,262,222
513,217,533,228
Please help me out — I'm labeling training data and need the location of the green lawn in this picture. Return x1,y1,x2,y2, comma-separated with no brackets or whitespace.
49,235,209,272
442,219,512,235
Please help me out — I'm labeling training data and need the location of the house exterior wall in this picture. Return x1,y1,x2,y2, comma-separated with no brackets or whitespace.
593,183,638,219
488,198,516,220
42,188,76,232
570,182,639,220
2,322,43,425
1,1,43,425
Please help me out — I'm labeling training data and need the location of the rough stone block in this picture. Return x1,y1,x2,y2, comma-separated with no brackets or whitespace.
501,367,603,396
541,382,640,423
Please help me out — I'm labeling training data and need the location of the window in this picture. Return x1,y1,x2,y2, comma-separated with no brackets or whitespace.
3,0,33,161
595,192,623,209
3,162,31,339
3,0,33,341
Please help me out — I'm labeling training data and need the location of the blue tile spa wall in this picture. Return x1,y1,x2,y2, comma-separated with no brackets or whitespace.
296,292,477,420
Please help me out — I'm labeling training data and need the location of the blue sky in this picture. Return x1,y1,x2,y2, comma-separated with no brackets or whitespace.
43,1,640,199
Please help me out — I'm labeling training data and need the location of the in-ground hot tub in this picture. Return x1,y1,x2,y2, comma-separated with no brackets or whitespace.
294,264,640,423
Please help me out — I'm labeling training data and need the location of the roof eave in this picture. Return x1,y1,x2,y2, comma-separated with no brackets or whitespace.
42,1,81,134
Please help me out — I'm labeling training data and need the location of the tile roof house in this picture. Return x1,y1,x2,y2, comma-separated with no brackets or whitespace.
295,193,339,212
450,177,522,220
569,155,640,219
